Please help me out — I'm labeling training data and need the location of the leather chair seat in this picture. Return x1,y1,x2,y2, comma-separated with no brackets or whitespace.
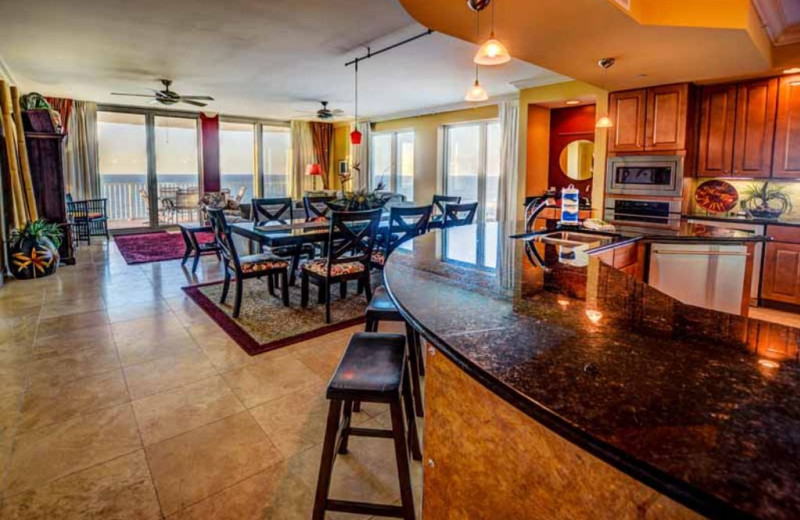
327,332,406,403
365,286,403,322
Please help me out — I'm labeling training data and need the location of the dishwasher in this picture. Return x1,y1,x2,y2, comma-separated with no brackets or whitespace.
648,243,749,315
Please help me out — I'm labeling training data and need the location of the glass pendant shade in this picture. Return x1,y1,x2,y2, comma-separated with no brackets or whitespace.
596,115,613,129
465,79,489,102
350,129,362,145
474,34,511,65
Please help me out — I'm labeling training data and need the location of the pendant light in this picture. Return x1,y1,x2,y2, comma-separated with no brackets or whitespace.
595,57,615,129
465,65,489,101
474,0,510,65
350,61,362,145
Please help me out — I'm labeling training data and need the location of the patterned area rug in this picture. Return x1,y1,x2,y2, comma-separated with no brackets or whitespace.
183,278,369,355
114,231,214,265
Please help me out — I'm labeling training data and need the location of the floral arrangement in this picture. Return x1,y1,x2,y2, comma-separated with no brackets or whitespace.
328,183,387,211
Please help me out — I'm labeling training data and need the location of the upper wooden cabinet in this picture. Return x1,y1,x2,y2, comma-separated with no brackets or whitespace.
608,89,646,152
773,74,800,178
697,84,737,177
733,78,778,177
697,78,778,178
608,84,689,154
645,83,689,151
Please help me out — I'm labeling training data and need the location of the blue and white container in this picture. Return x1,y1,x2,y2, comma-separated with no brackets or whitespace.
560,184,580,226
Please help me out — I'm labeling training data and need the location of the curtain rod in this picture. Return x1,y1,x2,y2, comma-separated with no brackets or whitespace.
344,29,434,67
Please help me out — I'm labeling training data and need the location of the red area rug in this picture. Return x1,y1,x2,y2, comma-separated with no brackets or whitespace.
114,231,214,265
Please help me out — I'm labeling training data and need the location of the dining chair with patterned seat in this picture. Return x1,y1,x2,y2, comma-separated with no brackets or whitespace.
252,197,315,285
303,195,336,222
428,194,461,229
207,208,290,318
442,201,479,228
370,205,432,270
301,208,382,323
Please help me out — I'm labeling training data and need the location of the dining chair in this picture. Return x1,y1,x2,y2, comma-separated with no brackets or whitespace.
207,208,290,318
303,195,336,222
442,201,479,228
371,205,432,270
428,194,461,229
235,186,248,203
251,197,315,285
300,208,382,323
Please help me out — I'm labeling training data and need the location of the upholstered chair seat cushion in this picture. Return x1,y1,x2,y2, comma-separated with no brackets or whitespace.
370,250,385,266
239,253,289,273
302,258,365,277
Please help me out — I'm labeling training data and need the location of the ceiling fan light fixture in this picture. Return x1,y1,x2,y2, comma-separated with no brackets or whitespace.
465,79,489,102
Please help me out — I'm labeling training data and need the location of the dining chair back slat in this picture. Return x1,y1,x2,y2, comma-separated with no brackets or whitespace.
432,195,461,216
326,209,382,272
442,202,478,228
384,205,432,256
252,197,294,225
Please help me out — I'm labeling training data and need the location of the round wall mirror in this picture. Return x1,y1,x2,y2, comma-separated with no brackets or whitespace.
559,139,594,181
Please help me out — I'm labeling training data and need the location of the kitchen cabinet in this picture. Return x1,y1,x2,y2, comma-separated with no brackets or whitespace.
645,83,689,151
697,78,778,178
762,225,800,305
608,84,689,154
608,89,646,153
697,84,737,177
732,78,778,177
772,74,800,179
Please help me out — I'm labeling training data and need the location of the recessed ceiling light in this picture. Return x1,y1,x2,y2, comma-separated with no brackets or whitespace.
565,99,581,105
637,73,648,77
783,68,800,74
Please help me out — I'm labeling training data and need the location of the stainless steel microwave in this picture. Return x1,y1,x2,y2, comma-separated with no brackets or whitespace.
605,155,684,197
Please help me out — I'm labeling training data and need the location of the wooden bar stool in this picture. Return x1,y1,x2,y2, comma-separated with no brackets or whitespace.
358,286,425,418
312,332,422,520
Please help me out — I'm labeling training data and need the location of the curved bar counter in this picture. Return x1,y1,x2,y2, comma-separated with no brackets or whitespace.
384,223,798,520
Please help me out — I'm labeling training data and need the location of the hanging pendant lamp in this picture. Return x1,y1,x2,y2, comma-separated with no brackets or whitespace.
596,57,615,129
474,0,510,65
350,61,362,145
465,65,489,102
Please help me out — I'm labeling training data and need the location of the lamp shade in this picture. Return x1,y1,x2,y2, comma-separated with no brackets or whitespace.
474,36,511,66
465,79,489,102
305,163,323,176
595,116,613,129
350,129,362,145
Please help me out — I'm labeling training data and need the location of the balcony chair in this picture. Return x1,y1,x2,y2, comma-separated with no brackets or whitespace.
65,193,109,244
207,208,290,318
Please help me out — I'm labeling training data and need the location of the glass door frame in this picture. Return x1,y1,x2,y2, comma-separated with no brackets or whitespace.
370,129,415,197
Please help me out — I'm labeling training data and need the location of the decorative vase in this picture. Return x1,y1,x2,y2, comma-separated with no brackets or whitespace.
10,236,59,280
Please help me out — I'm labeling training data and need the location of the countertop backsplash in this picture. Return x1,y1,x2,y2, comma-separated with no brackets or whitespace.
687,177,800,219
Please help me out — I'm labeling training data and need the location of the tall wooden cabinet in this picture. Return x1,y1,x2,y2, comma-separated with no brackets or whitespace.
773,74,800,178
608,84,689,154
697,78,778,178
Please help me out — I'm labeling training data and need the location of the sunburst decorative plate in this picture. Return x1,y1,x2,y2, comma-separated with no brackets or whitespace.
695,180,739,213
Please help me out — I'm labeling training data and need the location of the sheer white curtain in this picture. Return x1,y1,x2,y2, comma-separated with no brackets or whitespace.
351,121,370,191
64,101,100,199
290,120,316,197
497,99,520,287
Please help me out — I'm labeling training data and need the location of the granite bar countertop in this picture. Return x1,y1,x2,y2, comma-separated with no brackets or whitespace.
384,222,799,520
684,213,800,228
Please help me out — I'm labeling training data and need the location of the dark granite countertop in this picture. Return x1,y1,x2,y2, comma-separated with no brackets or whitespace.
683,213,800,228
384,222,800,520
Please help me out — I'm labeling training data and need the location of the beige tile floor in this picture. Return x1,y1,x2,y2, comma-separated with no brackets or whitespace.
0,239,422,519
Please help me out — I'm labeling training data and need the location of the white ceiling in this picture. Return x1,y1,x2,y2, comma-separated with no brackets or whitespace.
0,0,562,121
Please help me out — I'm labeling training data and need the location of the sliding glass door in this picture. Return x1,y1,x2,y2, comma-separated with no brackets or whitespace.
370,131,415,200
220,121,256,204
261,125,291,197
154,116,200,225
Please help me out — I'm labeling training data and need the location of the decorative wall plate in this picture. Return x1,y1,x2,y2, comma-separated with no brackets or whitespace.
694,180,739,213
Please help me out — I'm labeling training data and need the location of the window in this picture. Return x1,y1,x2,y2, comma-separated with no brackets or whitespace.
220,121,255,203
262,125,291,197
97,111,149,228
370,131,415,200
154,116,199,225
442,120,501,269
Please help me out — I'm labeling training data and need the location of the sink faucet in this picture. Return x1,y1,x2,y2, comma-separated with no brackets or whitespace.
524,195,557,233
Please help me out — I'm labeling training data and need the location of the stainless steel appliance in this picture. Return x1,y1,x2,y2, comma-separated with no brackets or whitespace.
603,196,682,229
648,243,749,315
686,218,765,305
606,155,684,197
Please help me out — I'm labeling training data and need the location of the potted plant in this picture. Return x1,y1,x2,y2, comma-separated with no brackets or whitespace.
8,219,62,280
328,183,389,212
741,182,793,220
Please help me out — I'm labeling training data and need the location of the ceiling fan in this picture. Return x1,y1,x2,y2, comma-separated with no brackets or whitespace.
295,101,346,120
111,79,214,107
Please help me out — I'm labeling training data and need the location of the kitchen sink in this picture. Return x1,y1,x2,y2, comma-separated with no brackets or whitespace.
533,231,615,248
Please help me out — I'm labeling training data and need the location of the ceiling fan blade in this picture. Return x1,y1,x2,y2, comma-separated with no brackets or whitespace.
180,98,207,107
330,109,345,115
147,99,162,105
110,93,156,98
181,95,214,101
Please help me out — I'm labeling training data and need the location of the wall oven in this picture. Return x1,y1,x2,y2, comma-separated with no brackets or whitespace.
604,196,682,229
606,155,684,197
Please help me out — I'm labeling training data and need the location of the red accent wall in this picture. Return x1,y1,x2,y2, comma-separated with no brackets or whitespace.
548,105,595,196
200,113,220,192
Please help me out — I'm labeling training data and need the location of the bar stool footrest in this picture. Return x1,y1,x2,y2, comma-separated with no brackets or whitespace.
347,426,394,439
327,499,405,518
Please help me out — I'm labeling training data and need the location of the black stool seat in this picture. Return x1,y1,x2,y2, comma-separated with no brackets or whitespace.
365,286,403,321
328,333,405,403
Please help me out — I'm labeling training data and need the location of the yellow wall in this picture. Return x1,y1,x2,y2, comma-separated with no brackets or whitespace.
517,80,609,213
331,123,350,190
372,105,498,204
